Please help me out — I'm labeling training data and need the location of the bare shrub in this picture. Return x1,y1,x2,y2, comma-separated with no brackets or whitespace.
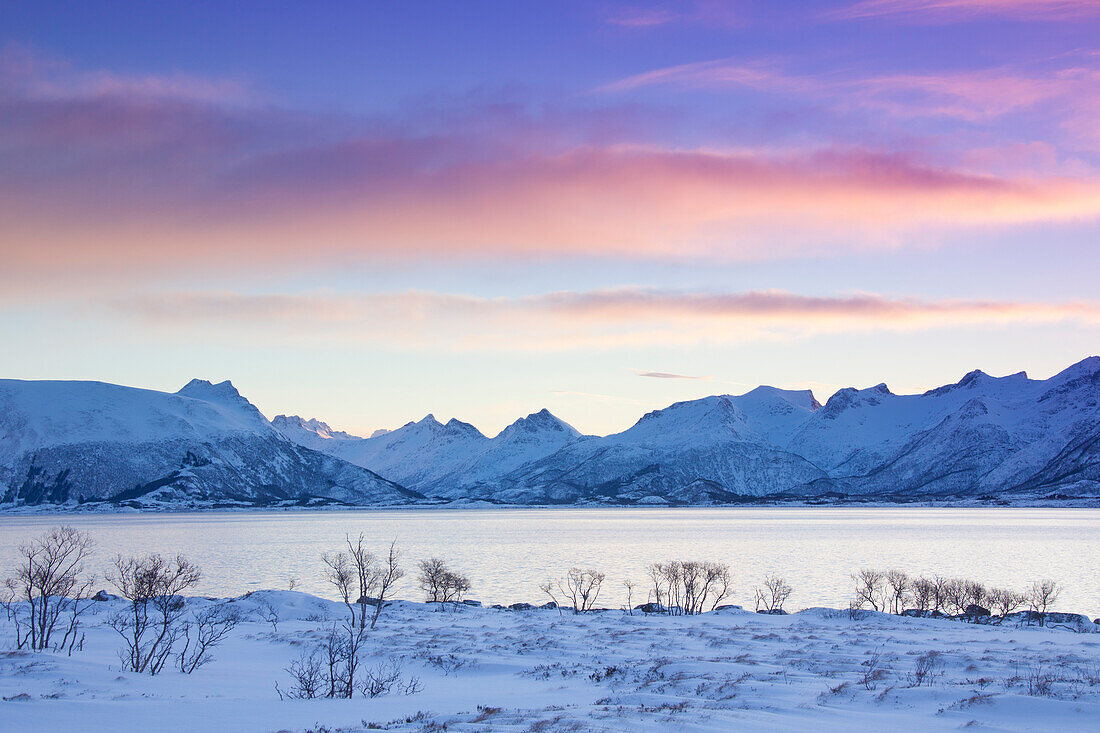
3,526,95,652
324,534,371,629
277,649,325,699
931,575,951,613
963,580,988,611
106,553,202,675
276,636,420,700
987,588,1027,618
418,558,470,607
362,658,406,697
859,648,888,690
370,540,405,629
542,568,606,614
1023,664,1055,697
1028,579,1061,626
754,574,793,613
647,560,731,615
851,569,886,612
257,599,280,631
322,536,404,629
177,603,241,673
941,578,969,615
907,651,941,687
884,570,909,614
909,577,935,613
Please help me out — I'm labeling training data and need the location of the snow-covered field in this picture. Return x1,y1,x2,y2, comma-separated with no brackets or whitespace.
3,592,1099,732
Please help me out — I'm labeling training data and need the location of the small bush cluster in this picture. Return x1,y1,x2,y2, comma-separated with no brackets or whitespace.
850,568,1062,625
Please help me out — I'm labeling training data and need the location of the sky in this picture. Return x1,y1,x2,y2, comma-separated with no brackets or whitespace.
2,0,1100,437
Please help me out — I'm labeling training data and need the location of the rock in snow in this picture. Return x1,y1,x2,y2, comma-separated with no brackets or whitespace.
3,356,1100,509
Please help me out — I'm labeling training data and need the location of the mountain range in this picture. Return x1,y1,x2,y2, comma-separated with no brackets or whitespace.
0,379,418,509
2,357,1099,509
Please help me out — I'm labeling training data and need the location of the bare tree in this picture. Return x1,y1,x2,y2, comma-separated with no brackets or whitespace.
322,549,355,622
623,580,636,615
1028,579,1061,627
177,603,241,673
646,560,730,615
646,561,677,613
941,578,969,615
323,533,388,630
851,569,886,612
988,587,1027,618
963,580,987,607
546,568,606,614
539,580,564,616
884,570,910,615
4,526,95,652
909,577,935,614
370,539,404,629
754,574,793,613
107,553,202,675
930,575,950,614
417,558,470,607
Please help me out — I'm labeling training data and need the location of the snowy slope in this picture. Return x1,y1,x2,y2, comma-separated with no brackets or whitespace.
0,379,418,507
435,359,1098,504
2,590,1098,733
491,389,828,504
274,409,585,497
791,359,1100,497
5,357,1099,509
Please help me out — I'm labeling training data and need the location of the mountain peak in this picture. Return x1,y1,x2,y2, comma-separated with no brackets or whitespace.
445,417,484,435
742,385,821,412
498,408,581,439
271,414,357,441
177,378,243,402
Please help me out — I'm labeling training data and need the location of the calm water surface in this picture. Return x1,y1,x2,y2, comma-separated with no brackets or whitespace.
1,508,1097,614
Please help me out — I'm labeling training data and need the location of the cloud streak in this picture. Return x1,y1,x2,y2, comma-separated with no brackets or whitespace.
604,57,1100,123
108,288,1100,352
633,370,713,379
832,0,1100,22
4,47,1100,283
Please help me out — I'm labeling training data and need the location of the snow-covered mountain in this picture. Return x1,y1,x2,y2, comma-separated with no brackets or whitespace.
272,408,583,496
483,359,1099,504
484,388,829,504
0,379,419,508
4,357,1099,510
275,358,1099,505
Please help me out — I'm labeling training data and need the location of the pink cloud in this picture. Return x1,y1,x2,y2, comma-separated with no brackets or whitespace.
832,0,1100,21
110,288,1100,351
605,7,682,27
831,0,1100,21
0,45,254,105
604,58,1100,122
604,2,743,29
4,47,1100,281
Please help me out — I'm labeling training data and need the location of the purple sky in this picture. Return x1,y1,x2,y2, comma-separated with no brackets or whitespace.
2,0,1099,436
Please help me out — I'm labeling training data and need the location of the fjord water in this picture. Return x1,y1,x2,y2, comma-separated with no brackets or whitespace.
1,508,1097,615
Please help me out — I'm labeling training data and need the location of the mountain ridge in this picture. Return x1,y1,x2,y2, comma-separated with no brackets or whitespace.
3,357,1099,509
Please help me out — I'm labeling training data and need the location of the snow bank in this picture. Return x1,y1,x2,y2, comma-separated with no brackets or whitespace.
2,591,1099,732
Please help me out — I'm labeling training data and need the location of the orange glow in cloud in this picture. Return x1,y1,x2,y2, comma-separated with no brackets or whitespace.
6,145,1100,277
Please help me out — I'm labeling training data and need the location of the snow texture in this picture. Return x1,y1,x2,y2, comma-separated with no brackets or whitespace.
2,590,1098,732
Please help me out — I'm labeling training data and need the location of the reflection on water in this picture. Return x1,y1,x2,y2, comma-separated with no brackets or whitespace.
1,508,1097,614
